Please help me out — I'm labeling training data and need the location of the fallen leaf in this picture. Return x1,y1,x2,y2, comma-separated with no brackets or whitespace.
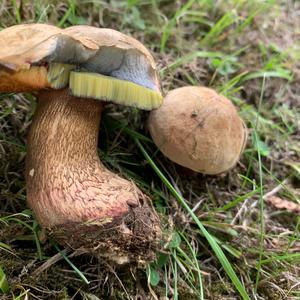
265,196,300,214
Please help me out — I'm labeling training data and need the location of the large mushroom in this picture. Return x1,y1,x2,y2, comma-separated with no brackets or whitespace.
0,24,163,263
148,86,247,175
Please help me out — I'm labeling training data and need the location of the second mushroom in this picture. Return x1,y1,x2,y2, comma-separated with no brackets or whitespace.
148,86,247,175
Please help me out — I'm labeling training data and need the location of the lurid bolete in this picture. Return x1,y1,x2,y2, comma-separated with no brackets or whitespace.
148,86,247,175
0,24,163,263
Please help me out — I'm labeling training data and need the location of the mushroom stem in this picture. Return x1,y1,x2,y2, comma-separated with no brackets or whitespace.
25,89,161,263
27,89,103,172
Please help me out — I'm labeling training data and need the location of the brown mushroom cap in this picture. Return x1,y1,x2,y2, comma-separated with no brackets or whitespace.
148,86,247,174
0,24,62,72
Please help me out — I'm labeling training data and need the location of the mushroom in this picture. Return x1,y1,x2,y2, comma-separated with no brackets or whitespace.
148,86,247,175
0,24,163,263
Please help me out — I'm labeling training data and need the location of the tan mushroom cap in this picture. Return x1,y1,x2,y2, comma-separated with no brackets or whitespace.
148,86,247,174
0,24,160,98
0,24,62,72
63,26,157,70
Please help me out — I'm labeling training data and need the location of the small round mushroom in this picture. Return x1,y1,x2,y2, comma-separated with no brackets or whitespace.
148,86,247,175
0,24,163,263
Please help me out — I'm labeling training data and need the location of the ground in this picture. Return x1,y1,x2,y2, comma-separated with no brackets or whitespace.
0,0,300,299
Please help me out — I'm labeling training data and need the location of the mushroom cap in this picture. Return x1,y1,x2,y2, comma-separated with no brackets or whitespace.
0,24,62,72
0,24,161,108
148,86,247,174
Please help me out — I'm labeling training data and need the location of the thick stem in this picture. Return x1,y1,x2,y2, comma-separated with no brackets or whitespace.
25,89,161,263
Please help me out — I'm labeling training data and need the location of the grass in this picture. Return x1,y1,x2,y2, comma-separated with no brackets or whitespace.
135,138,250,299
1,0,300,299
0,264,9,294
253,75,266,292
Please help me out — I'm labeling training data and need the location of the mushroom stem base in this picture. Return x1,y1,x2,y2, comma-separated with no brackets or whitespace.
25,89,161,263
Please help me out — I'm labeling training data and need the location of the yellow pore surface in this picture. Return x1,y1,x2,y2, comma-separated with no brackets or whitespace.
1,63,162,110
47,63,76,89
70,71,163,110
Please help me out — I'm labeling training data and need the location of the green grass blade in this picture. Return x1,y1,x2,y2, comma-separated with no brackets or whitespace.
12,0,21,24
200,11,237,47
32,221,43,260
0,265,9,294
242,70,292,82
254,75,266,291
134,138,251,300
160,0,196,52
160,51,223,76
217,189,260,212
172,250,178,300
52,243,90,285
258,253,300,266
180,233,204,299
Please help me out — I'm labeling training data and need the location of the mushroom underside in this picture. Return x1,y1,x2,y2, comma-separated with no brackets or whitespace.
1,41,157,91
